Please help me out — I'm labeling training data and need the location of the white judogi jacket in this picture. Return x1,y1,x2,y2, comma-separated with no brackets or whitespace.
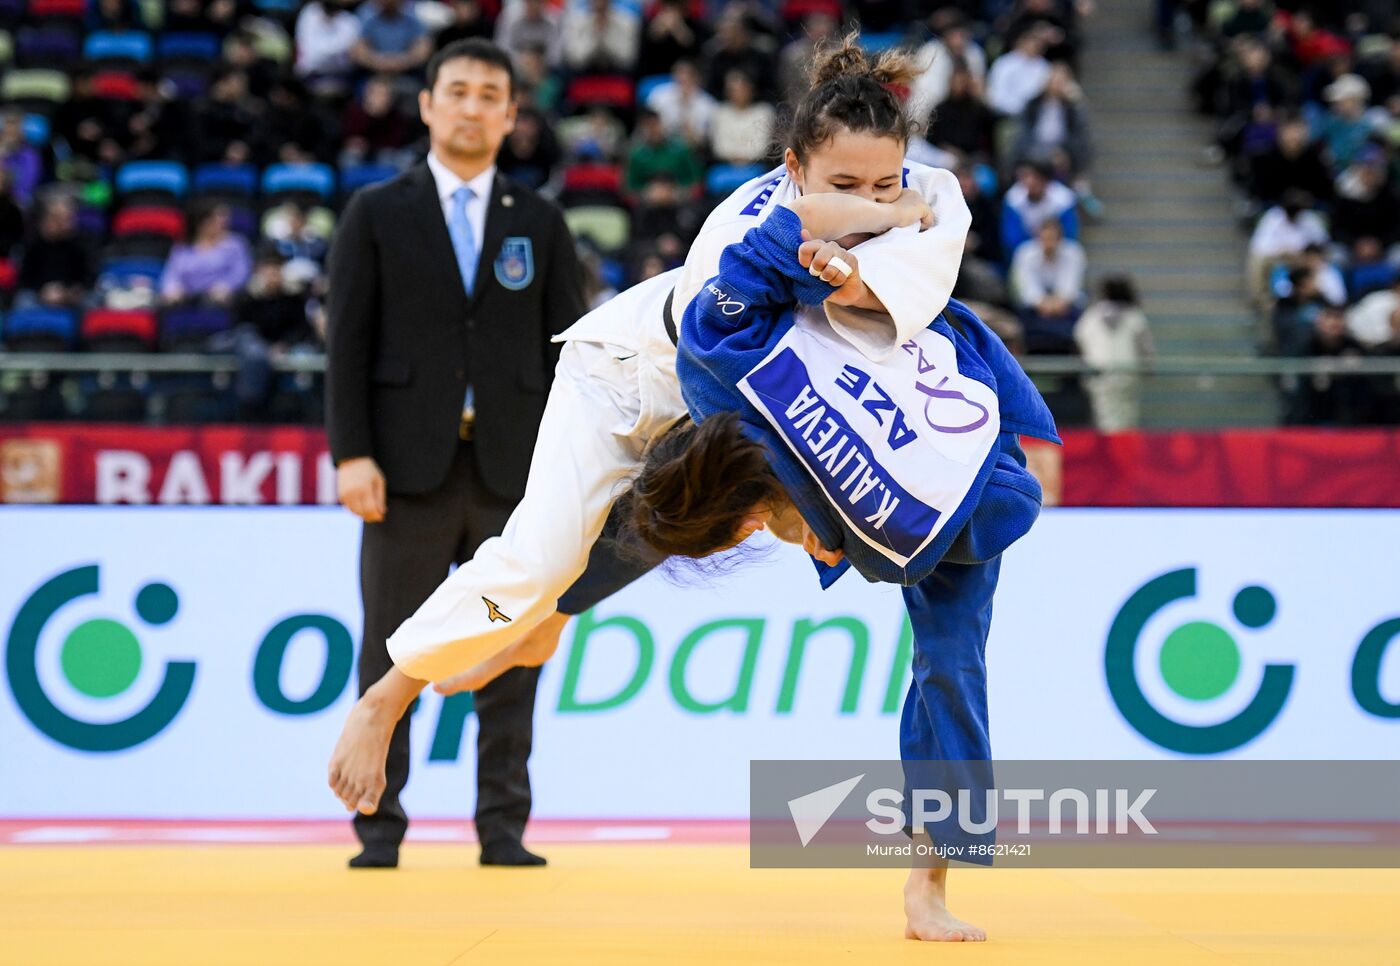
387,160,973,681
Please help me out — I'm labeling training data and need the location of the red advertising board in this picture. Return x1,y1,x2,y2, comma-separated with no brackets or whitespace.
1,424,1398,508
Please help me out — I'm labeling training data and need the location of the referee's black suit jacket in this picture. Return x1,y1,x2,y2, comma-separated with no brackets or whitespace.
325,161,585,497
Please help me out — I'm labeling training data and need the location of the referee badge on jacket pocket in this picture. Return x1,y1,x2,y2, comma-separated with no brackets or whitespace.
494,237,534,291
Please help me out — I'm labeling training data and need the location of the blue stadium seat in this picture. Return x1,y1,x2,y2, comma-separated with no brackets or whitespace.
3,305,77,350
192,163,258,199
159,305,232,350
99,256,165,288
860,32,906,54
84,30,152,64
14,25,79,68
636,73,670,107
705,163,767,197
262,162,335,200
252,0,298,11
21,113,49,145
163,69,210,100
157,31,220,62
115,160,188,199
339,163,397,195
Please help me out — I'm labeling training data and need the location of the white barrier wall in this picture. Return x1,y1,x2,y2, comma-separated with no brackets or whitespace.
2,508,1397,818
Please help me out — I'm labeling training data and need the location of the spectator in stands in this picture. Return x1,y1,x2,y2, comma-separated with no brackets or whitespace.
86,0,133,29
1359,34,1400,106
16,197,91,309
1011,217,1086,354
265,202,331,286
1013,62,1093,181
0,112,42,207
495,0,562,68
54,73,135,171
1271,266,1324,356
1001,159,1078,260
1075,275,1154,432
213,249,318,420
709,70,775,166
563,0,640,74
193,70,260,164
1246,113,1333,208
498,107,561,192
1005,0,1077,66
1348,276,1400,348
926,67,997,164
1343,236,1399,302
955,162,1003,266
434,0,494,49
296,0,363,96
638,0,705,80
1247,188,1329,305
511,44,563,114
625,109,701,202
1215,38,1291,164
1317,74,1375,171
701,9,773,101
0,168,23,259
647,59,717,147
778,13,837,107
159,204,253,308
1298,305,1369,424
561,107,626,162
224,30,280,103
165,0,239,35
1296,243,1347,307
1330,144,1400,248
260,80,332,165
985,25,1053,117
340,75,418,168
1220,0,1270,39
238,251,316,350
909,11,988,127
353,0,434,79
1278,9,1351,71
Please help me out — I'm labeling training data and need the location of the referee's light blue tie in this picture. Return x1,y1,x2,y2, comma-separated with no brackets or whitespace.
448,185,478,297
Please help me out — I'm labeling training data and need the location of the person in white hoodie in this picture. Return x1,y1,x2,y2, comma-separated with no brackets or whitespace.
1074,275,1155,431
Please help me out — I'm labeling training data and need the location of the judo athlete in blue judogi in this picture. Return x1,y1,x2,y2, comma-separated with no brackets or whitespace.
622,201,1060,940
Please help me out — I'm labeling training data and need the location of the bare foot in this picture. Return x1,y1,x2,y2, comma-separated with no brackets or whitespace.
903,866,986,942
433,611,569,696
327,696,397,814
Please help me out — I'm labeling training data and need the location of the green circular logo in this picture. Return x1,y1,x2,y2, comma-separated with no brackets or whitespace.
1159,621,1240,701
6,567,196,752
60,619,143,698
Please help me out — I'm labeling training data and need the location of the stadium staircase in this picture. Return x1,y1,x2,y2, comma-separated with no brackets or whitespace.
1078,0,1279,426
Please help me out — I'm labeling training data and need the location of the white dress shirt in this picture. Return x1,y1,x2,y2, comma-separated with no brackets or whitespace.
426,152,495,418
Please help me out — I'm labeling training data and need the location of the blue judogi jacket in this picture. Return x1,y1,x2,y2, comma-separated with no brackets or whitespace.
677,206,1060,587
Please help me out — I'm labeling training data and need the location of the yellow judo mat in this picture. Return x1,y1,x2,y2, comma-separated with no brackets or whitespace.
3,843,1399,965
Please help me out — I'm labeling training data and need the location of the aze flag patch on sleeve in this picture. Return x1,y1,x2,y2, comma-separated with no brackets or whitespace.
494,236,535,290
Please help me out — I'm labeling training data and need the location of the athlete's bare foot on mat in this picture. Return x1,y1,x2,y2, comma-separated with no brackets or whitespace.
433,611,569,695
328,668,425,814
903,864,986,942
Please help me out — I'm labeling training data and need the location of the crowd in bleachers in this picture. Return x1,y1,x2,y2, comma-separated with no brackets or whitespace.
0,0,1110,424
1191,0,1400,424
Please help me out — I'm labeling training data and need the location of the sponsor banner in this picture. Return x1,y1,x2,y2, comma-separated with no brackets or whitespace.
0,424,335,506
3,424,1400,507
1029,427,1400,508
2,507,1398,820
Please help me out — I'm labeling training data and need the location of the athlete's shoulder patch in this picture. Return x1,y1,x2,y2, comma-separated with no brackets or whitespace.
483,597,512,623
